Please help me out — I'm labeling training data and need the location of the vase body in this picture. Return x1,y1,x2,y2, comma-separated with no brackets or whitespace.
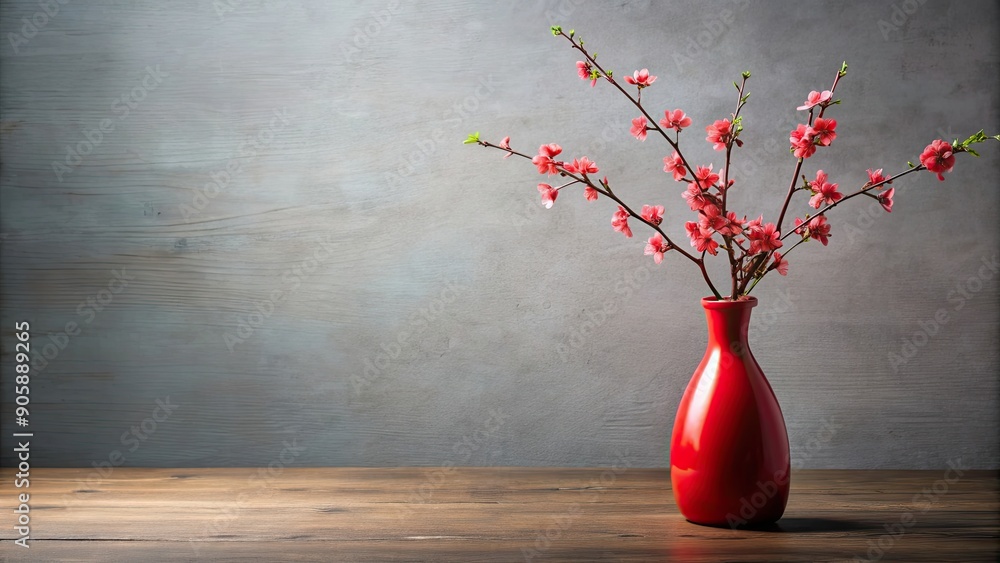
669,296,790,527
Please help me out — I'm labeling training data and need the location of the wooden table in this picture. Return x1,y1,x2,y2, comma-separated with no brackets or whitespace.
1,468,997,561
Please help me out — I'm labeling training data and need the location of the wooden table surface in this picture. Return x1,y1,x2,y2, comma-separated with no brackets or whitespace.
1,468,997,562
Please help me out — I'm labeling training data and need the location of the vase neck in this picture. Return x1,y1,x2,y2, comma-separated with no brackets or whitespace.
701,297,757,348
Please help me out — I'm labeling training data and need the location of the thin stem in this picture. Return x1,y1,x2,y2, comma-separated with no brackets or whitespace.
558,31,701,184
480,140,723,298
745,163,925,295
723,75,749,299
742,67,846,296
745,238,805,295
554,180,580,190
775,66,844,233
778,164,925,241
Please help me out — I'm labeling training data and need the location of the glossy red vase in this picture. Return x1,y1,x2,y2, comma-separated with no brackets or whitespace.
669,296,790,527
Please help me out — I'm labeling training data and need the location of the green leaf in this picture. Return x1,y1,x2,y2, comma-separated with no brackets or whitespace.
839,61,848,76
569,29,575,38
741,93,750,104
967,148,980,157
742,70,751,79
463,132,480,145
550,25,562,36
992,135,1000,142
961,129,987,146
733,81,740,91
907,160,915,168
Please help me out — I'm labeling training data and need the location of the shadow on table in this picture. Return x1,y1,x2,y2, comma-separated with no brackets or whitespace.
693,517,874,533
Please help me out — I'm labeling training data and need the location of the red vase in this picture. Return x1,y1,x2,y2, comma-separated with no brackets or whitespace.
669,296,790,527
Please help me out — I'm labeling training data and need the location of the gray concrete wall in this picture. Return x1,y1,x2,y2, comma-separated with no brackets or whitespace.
1,0,997,469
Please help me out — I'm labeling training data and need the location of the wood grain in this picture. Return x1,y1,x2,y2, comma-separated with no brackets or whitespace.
1,468,997,561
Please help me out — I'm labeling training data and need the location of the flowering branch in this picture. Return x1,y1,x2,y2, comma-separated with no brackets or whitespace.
466,27,998,302
552,27,702,184
475,138,724,298
724,73,751,299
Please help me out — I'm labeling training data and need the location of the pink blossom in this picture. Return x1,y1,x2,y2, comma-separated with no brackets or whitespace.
663,151,686,181
705,119,733,151
796,90,833,111
811,118,837,146
538,183,558,209
747,222,782,254
698,204,727,232
532,143,563,175
877,187,894,213
721,211,744,236
772,252,789,276
920,139,956,181
624,68,657,88
612,206,633,238
660,109,692,132
793,217,807,236
564,156,599,175
796,216,831,245
641,204,664,226
577,61,597,87
686,221,719,256
499,136,512,159
692,164,720,190
631,116,648,141
808,170,843,209
807,215,831,245
789,124,817,159
681,183,714,211
866,168,891,189
645,233,670,264
583,186,599,201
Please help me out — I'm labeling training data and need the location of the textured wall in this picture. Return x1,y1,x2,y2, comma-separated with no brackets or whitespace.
1,0,997,469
